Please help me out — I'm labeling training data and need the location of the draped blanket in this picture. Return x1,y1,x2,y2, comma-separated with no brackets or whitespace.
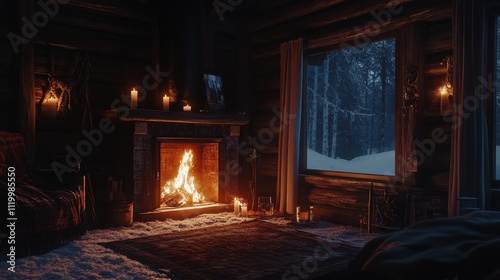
0,131,86,256
348,211,500,280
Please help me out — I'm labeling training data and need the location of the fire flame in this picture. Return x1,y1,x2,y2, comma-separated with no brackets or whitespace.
161,150,204,206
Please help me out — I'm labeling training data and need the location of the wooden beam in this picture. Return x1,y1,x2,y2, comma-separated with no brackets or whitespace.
66,0,153,22
105,109,250,126
301,175,389,191
249,0,346,32
250,0,413,46
307,1,451,50
50,6,151,39
35,22,151,61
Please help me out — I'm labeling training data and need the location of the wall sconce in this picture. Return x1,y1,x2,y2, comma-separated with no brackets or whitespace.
440,56,453,115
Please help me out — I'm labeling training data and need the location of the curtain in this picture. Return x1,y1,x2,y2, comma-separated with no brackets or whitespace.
276,38,303,214
449,0,491,216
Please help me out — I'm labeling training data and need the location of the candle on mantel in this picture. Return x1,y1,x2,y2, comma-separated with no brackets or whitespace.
183,104,191,112
131,88,138,109
163,95,170,111
46,96,58,118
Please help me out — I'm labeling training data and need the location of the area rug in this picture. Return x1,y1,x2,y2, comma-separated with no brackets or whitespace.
100,220,362,279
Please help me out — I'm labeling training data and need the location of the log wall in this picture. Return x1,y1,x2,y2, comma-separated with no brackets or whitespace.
244,0,453,225
0,1,22,132
1,0,454,225
0,0,245,208
32,0,155,164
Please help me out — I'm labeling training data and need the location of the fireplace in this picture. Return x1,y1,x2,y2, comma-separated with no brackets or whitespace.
158,138,222,208
107,109,249,220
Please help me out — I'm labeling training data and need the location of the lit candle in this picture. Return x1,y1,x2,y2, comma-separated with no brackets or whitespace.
234,198,240,216
440,85,449,114
163,95,170,111
46,96,58,118
300,211,310,222
131,88,138,109
183,104,191,112
241,205,248,217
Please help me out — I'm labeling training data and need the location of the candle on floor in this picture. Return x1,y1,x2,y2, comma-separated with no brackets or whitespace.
163,95,170,111
234,198,240,216
300,211,309,222
241,204,248,217
131,88,138,109
183,104,191,112
46,96,58,118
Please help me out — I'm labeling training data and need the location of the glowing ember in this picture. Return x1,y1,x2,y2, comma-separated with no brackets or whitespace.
161,150,204,207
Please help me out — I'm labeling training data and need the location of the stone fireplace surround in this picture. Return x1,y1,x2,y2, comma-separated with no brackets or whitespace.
107,109,249,216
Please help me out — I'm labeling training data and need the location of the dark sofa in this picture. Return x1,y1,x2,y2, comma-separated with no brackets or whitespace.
0,131,87,257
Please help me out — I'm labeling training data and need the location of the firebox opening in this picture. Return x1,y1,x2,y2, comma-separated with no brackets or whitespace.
159,139,220,209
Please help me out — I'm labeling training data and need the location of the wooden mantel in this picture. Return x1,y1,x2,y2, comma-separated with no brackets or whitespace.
105,109,250,126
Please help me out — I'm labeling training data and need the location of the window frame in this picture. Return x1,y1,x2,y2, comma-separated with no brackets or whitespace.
299,31,402,182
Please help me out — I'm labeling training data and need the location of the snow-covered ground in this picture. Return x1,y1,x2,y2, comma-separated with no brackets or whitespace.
308,146,500,178
0,212,375,280
307,148,395,176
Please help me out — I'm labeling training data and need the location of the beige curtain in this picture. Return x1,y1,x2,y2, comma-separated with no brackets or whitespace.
276,38,303,214
449,0,491,216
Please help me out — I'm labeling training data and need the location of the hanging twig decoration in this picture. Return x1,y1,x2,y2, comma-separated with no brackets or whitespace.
41,75,73,116
39,52,92,127
402,65,419,114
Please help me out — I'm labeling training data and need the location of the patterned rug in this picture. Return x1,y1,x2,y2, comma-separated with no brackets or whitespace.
100,220,362,279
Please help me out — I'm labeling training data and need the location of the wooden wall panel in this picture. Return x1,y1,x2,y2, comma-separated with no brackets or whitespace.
419,19,453,198
0,1,19,131
29,0,156,176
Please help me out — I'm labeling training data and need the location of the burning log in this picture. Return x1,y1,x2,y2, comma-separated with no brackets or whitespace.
162,190,185,207
160,150,205,208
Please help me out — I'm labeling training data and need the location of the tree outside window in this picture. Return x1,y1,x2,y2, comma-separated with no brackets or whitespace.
303,38,396,176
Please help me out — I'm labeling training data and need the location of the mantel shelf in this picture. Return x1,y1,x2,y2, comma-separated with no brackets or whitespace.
105,109,250,126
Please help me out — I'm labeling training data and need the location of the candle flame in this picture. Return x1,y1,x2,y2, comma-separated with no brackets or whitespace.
440,85,448,96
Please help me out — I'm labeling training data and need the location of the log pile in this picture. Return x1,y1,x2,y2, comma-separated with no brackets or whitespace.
161,189,194,207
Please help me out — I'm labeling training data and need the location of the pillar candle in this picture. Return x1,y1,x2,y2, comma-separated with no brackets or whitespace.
300,211,309,222
440,85,452,115
46,96,58,118
234,198,240,216
241,205,248,217
183,104,191,112
163,95,170,111
131,88,138,109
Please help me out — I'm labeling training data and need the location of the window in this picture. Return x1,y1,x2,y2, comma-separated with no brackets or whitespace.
302,38,396,176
